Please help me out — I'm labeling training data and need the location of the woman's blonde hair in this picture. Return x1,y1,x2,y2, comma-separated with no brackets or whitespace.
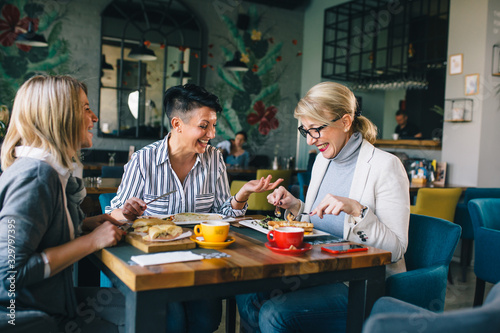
294,81,378,144
1,75,86,171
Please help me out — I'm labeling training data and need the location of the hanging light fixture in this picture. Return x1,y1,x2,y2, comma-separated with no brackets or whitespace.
128,41,157,61
15,21,48,47
224,51,247,72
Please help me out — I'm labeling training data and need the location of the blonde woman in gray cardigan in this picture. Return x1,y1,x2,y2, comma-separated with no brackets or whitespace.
236,82,410,333
0,75,125,332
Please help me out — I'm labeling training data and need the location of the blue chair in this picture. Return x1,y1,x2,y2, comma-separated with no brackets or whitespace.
0,309,58,332
385,214,461,312
99,192,117,214
468,198,500,306
454,188,500,282
99,193,117,287
363,282,500,333
101,165,124,178
296,171,311,202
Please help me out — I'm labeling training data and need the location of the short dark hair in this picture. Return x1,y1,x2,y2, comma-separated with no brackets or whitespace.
395,110,407,117
235,131,247,141
163,83,222,121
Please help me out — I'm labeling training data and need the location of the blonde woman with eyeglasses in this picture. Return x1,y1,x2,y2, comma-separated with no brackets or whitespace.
0,75,125,332
236,82,410,333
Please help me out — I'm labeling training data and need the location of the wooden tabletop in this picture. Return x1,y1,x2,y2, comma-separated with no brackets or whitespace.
375,139,441,150
92,217,392,333
95,227,392,292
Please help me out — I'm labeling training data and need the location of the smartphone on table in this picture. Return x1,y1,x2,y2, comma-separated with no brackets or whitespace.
321,244,368,254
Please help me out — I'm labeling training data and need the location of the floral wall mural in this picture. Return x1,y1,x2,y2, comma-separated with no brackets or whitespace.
0,0,69,111
210,5,302,158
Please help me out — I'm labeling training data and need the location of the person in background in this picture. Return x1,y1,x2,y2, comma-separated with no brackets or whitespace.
236,81,410,333
217,131,250,168
0,75,125,332
110,83,282,332
394,110,422,139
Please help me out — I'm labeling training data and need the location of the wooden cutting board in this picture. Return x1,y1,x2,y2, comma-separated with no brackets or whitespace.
125,228,196,253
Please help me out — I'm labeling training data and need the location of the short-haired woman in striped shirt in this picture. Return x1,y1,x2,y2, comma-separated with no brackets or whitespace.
109,83,282,332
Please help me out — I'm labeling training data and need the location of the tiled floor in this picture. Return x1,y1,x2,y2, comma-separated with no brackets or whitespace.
215,260,495,332
445,260,494,310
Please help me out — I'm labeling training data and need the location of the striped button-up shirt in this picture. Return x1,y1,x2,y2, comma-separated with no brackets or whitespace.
110,135,246,216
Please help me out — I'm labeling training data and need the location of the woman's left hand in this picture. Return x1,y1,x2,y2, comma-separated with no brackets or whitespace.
236,175,284,201
310,194,363,219
82,214,124,231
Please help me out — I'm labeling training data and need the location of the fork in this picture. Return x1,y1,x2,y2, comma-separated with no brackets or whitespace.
274,205,282,218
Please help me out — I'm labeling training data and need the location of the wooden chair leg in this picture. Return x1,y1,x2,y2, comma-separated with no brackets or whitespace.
225,297,237,333
473,277,486,307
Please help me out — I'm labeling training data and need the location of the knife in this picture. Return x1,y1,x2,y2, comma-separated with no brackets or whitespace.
145,189,177,205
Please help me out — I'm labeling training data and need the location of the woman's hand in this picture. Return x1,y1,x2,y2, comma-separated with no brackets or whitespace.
121,197,147,221
267,186,301,215
82,214,123,231
89,222,125,251
310,194,363,219
236,175,284,201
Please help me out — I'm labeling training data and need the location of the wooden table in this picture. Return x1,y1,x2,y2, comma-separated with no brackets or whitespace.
85,178,121,195
90,221,392,333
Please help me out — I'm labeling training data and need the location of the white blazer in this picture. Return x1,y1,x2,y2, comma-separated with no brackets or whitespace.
300,140,410,275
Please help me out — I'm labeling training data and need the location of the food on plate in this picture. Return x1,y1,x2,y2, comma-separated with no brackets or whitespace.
132,216,175,232
143,224,183,241
172,212,222,222
266,213,314,234
289,245,298,250
267,220,314,234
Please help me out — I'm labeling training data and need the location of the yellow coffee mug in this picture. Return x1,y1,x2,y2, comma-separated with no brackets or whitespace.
194,221,230,243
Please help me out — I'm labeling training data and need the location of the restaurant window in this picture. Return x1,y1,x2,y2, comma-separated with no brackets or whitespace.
98,0,204,139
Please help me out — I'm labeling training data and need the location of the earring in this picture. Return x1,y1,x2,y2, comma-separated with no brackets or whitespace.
344,128,348,132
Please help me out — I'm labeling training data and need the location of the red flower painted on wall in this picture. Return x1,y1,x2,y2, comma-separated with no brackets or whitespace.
247,101,279,135
0,4,36,52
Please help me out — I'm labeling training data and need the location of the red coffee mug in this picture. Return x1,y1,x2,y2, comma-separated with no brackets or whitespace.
267,227,304,249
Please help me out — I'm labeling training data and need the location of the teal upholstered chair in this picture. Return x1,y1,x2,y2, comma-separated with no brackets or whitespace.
296,171,311,202
99,192,117,214
385,214,461,312
363,282,500,333
98,193,117,287
101,165,124,178
0,309,58,332
468,198,500,306
454,188,500,282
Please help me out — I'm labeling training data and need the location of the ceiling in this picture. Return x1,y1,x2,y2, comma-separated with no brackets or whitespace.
244,0,310,10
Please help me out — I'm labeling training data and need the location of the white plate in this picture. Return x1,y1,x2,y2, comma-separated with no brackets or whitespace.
150,213,235,225
239,220,330,238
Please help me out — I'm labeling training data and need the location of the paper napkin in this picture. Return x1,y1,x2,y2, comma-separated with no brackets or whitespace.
131,251,203,266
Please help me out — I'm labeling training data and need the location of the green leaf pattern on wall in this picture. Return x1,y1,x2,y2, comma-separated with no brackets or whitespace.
0,0,70,109
215,5,284,149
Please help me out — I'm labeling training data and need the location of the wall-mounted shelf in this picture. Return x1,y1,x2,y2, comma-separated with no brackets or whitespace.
444,98,473,122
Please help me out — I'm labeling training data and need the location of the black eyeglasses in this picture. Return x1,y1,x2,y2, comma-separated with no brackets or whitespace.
298,116,341,139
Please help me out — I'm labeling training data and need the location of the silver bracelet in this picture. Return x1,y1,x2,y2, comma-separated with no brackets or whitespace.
40,251,51,279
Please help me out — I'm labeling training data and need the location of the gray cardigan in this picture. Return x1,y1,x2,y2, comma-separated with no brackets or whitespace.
0,157,81,318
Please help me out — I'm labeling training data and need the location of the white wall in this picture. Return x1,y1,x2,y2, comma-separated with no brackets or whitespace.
443,0,500,186
297,0,350,169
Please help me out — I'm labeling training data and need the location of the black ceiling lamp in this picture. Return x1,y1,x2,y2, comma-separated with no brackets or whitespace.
224,51,248,72
128,40,157,61
15,21,48,47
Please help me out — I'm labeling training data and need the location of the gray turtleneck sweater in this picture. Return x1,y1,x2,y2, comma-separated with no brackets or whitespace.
311,132,363,236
